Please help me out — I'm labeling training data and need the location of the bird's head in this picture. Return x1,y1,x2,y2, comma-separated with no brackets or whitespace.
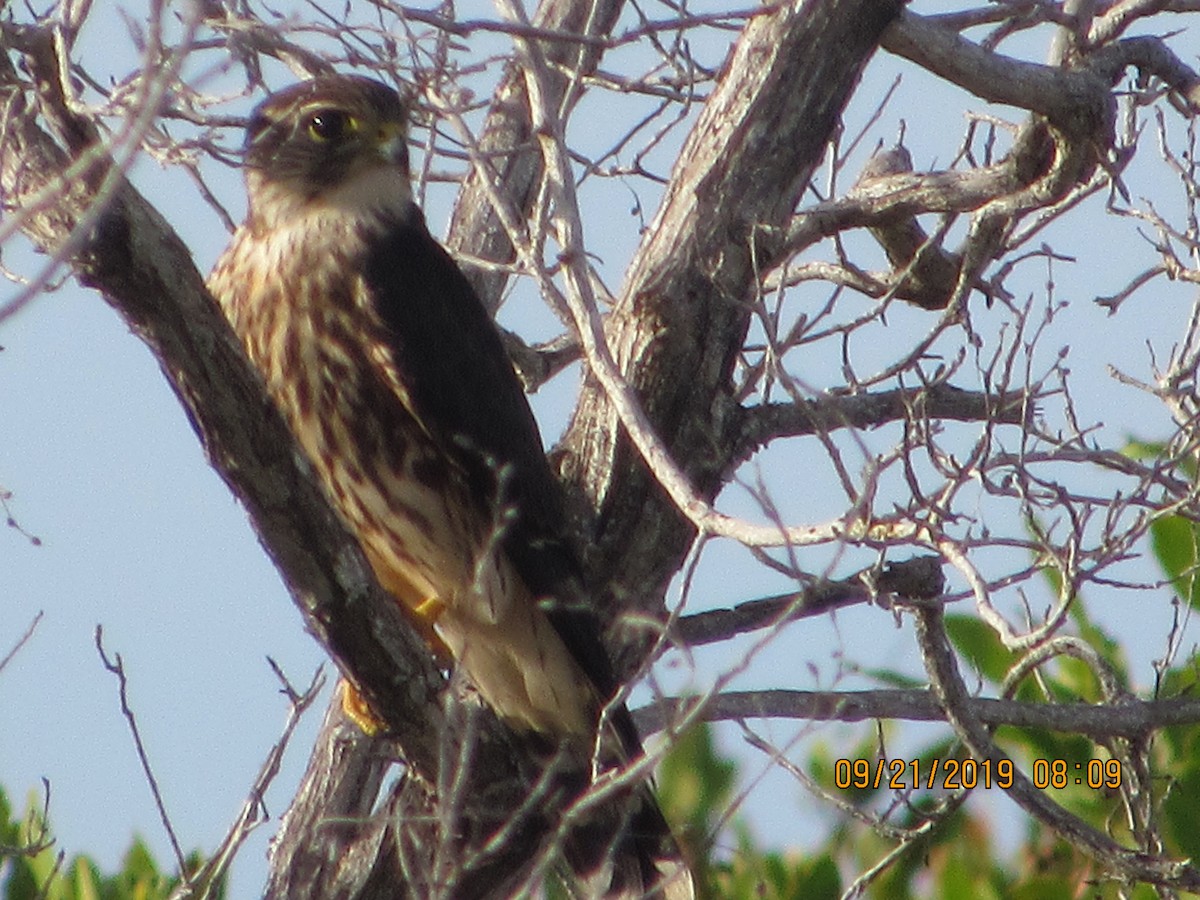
241,76,414,228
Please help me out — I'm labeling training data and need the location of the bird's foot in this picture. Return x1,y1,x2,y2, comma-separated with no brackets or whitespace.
411,595,453,662
339,679,387,736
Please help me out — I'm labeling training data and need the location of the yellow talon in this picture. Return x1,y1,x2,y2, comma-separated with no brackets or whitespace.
360,550,453,660
408,595,453,662
340,680,387,736
414,594,445,623
338,594,452,735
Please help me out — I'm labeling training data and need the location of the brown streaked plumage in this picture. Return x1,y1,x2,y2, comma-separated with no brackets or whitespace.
208,75,693,898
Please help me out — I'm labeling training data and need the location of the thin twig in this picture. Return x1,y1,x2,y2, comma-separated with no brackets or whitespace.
0,611,43,675
168,663,328,900
908,598,1200,893
94,625,187,872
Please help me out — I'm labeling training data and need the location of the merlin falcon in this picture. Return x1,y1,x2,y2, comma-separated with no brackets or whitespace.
208,75,693,898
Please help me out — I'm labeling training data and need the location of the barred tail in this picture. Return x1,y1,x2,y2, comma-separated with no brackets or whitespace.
564,779,695,900
629,786,695,900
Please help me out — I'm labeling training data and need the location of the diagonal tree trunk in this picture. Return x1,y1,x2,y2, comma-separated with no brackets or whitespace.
0,0,901,894
274,1,903,893
558,0,905,669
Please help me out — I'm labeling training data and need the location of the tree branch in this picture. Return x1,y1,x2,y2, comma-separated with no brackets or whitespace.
731,383,1033,467
0,36,564,900
443,0,626,311
558,0,906,665
882,10,1113,138
777,158,1024,263
634,688,1200,740
676,555,944,647
910,598,1200,892
263,703,397,900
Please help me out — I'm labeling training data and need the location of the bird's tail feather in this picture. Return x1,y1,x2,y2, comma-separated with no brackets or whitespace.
627,786,695,900
562,779,695,900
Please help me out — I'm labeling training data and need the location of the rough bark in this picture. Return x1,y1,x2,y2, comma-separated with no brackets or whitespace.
555,0,905,666
443,0,626,312
0,31,561,900
263,704,394,900
0,0,909,895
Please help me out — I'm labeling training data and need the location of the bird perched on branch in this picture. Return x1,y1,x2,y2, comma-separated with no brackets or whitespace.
208,74,693,899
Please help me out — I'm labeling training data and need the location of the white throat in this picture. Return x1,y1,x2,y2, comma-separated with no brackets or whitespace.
248,165,413,235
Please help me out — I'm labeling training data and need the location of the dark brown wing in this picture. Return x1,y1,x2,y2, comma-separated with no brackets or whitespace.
361,206,624,708
366,208,691,900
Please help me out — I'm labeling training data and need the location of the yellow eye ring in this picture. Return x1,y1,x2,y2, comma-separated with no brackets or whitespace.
306,109,358,142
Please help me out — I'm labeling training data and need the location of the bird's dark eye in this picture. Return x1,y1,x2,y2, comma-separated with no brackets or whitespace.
306,109,355,142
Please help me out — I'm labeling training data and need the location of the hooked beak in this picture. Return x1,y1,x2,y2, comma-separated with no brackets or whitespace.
375,121,408,167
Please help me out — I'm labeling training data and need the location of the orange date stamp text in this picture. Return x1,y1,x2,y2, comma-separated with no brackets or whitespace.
833,757,1123,791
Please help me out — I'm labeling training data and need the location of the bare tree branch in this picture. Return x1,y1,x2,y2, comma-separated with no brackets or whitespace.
559,0,906,656
263,702,399,900
636,687,1200,740
0,35,565,899
676,555,943,647
170,665,328,900
95,626,188,873
883,11,1115,135
731,384,1032,467
910,598,1200,893
442,0,627,311
0,611,42,675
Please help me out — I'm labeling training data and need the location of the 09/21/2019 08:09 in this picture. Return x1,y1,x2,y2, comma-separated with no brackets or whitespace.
834,757,1124,791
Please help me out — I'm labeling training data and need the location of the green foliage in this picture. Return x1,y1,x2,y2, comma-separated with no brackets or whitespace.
7,435,1200,898
1126,439,1200,610
0,786,220,900
944,613,1015,685
1150,514,1200,609
657,721,738,849
657,724,843,898
649,469,1200,897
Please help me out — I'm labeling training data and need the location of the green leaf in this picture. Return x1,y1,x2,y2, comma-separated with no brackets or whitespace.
68,857,100,900
657,721,737,844
712,828,840,900
1163,765,1200,859
1122,439,1166,462
1124,438,1196,479
1150,514,1200,609
857,667,926,690
1066,601,1128,691
944,614,1013,684
0,784,216,900
793,853,840,898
